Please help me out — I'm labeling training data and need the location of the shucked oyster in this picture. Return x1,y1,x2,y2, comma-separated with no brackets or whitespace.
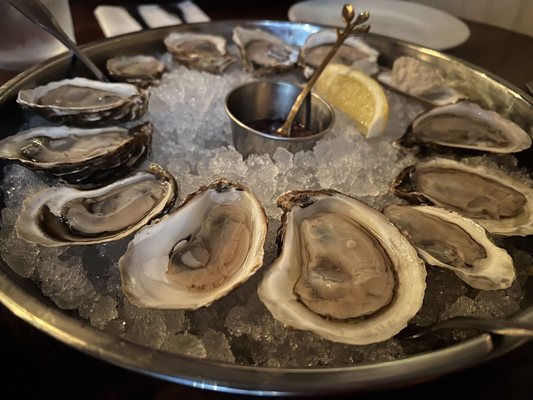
397,102,532,154
164,32,235,74
392,157,533,236
232,26,299,76
258,190,426,345
377,56,463,106
119,179,268,309
299,29,379,78
16,164,177,247
107,55,166,87
17,77,149,126
383,204,515,290
0,122,152,185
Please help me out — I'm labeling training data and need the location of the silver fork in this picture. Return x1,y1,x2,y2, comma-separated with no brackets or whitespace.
526,81,533,96
403,316,533,340
7,0,108,81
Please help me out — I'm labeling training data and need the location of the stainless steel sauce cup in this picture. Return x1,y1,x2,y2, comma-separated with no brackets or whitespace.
224,80,335,157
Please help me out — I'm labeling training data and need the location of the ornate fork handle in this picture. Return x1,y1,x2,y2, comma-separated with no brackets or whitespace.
276,4,370,137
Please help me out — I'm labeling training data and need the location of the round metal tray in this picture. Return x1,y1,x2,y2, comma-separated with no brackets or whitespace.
1,20,533,396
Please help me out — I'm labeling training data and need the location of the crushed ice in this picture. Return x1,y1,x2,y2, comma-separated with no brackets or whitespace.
0,63,529,368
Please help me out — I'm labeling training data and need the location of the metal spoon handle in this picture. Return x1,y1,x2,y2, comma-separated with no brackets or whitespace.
7,0,108,82
407,317,533,340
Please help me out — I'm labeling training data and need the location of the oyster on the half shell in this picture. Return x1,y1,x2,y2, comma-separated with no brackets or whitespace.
377,56,464,106
232,26,299,76
17,77,149,125
397,102,532,154
16,164,177,247
0,122,152,185
392,157,533,236
383,204,515,290
299,29,379,78
107,55,166,87
119,179,268,309
164,32,235,74
258,190,426,345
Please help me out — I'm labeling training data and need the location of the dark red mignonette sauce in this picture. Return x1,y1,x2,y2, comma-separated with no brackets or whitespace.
247,118,314,138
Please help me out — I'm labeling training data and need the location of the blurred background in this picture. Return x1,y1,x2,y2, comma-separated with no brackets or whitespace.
407,0,532,36
71,0,533,36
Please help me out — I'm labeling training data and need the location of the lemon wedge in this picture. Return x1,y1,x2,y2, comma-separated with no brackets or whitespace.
315,63,389,138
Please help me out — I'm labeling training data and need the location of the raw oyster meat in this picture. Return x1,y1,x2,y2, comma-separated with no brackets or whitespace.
107,55,166,87
392,157,533,236
383,204,515,290
232,26,299,76
397,102,532,154
377,56,463,106
16,164,177,247
164,32,235,74
298,29,379,78
0,122,152,185
119,179,268,309
258,190,426,345
17,77,149,125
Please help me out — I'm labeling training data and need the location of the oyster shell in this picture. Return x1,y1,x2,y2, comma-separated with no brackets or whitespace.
299,29,379,78
397,102,532,154
107,55,166,87
377,56,464,106
16,164,177,247
392,157,533,236
232,26,299,76
17,77,149,126
258,190,426,345
383,204,515,290
164,32,235,74
119,179,268,309
0,122,152,185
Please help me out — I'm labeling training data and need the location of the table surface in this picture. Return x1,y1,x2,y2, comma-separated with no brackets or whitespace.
2,1,533,399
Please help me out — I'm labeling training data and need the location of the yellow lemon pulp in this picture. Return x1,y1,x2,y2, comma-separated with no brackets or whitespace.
315,64,389,138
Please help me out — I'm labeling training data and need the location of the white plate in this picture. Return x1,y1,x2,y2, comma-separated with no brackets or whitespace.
288,0,470,50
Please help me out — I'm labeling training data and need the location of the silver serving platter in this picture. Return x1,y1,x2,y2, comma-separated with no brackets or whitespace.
1,21,533,396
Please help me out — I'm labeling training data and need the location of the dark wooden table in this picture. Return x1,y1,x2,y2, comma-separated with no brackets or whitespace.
2,1,533,399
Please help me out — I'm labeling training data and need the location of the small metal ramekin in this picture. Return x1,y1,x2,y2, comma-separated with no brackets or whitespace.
224,80,335,157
